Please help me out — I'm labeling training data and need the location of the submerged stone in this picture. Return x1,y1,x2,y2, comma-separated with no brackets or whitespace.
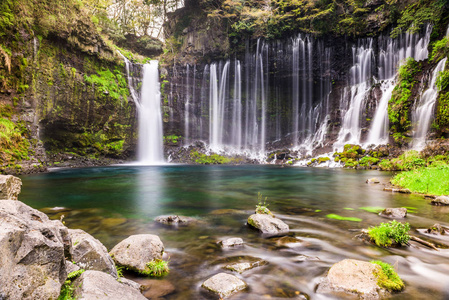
218,237,244,248
202,273,247,298
274,236,304,247
379,207,407,219
223,258,267,273
247,214,289,236
366,177,380,184
155,215,198,225
110,234,164,273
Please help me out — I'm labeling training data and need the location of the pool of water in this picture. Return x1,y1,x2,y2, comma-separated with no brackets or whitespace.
19,165,449,299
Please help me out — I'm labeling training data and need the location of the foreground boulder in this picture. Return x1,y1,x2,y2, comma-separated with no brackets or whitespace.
317,259,387,298
110,234,164,273
431,196,449,206
0,200,71,299
202,273,247,298
0,175,22,200
379,207,407,219
73,270,146,300
247,214,289,236
69,229,117,277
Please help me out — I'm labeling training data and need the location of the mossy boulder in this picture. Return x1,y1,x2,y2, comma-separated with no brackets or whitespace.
247,214,289,236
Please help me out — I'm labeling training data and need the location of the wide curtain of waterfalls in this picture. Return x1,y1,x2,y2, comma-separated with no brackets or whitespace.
172,24,442,158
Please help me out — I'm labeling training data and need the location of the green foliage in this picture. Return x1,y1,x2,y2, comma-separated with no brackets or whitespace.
358,156,380,167
390,0,445,38
388,58,421,135
84,68,129,102
378,150,425,171
142,259,169,277
58,269,85,300
116,265,124,278
255,192,272,215
430,37,449,62
436,70,449,91
190,151,230,164
0,104,32,164
163,135,179,144
326,214,361,222
436,92,449,128
391,164,449,196
371,260,405,291
368,220,410,247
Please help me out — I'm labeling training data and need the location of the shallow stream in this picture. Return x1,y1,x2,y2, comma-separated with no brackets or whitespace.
20,165,449,299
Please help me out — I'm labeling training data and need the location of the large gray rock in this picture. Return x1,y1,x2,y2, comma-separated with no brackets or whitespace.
0,175,22,200
69,229,117,277
73,270,147,300
110,234,164,273
0,200,72,300
379,207,407,218
247,214,289,236
202,273,247,298
317,259,386,299
431,196,449,206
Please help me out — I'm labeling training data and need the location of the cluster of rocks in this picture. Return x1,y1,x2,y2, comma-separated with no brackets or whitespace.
0,175,168,299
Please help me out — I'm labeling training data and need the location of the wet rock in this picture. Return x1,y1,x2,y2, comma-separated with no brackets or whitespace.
224,258,267,273
110,234,164,273
431,196,449,206
202,273,247,298
247,214,289,236
274,236,304,247
219,237,244,248
0,200,71,299
73,270,146,300
69,229,117,277
0,175,22,200
155,215,197,225
379,207,407,219
366,177,380,184
293,255,320,262
383,187,411,194
425,223,449,235
317,259,387,299
138,279,175,298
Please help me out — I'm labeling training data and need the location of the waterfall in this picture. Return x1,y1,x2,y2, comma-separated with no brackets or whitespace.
412,57,447,150
117,52,140,105
335,39,374,148
184,64,191,145
231,61,242,149
138,62,164,164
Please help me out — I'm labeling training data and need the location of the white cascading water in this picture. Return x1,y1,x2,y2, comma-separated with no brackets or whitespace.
138,61,164,164
184,64,191,145
335,39,373,148
412,57,448,150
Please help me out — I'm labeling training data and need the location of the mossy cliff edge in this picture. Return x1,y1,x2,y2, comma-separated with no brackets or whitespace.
0,0,140,174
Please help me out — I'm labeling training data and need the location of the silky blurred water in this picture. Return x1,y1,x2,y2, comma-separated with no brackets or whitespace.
20,166,449,299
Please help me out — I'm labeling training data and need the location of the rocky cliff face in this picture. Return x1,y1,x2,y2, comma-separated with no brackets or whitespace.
0,0,139,174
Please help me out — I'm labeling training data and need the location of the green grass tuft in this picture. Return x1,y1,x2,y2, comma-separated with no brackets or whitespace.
391,164,449,196
141,259,169,277
371,260,405,292
368,220,410,247
359,206,384,213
